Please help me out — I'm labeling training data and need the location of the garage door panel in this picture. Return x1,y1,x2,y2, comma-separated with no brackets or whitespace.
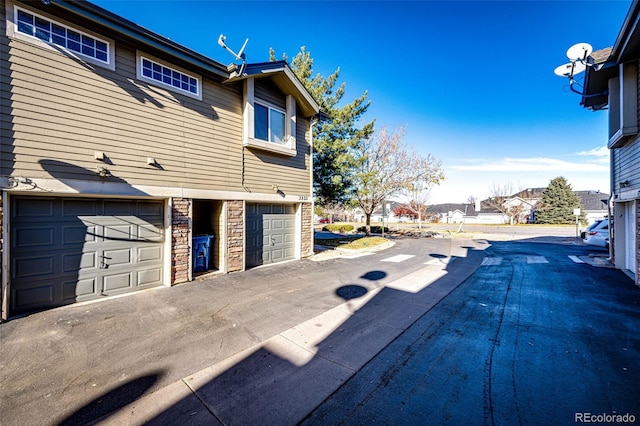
103,273,133,292
14,284,55,308
63,225,98,244
63,252,96,272
13,197,54,218
65,278,98,299
103,248,132,266
103,200,133,215
138,246,162,262
139,225,163,241
63,199,97,216
13,227,55,249
138,268,162,286
13,255,54,279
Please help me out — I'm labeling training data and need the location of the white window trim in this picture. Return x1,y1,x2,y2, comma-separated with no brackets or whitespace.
6,2,115,71
136,52,203,101
243,78,297,156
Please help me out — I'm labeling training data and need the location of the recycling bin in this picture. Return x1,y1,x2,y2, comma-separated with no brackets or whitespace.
193,235,214,272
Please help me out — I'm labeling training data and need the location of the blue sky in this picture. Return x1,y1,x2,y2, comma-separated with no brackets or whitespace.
92,0,630,204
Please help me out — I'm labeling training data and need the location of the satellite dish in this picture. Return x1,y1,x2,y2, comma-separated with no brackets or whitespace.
554,61,586,77
566,42,593,61
218,34,248,62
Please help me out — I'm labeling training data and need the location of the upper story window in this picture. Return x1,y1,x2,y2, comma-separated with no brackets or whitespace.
255,102,286,144
137,54,202,100
14,7,110,65
243,78,297,156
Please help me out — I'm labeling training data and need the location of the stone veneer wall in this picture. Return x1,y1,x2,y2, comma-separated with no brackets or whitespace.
301,203,313,257
227,200,244,272
171,198,190,284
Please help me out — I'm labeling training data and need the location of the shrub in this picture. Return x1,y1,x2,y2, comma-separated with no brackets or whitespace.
357,225,389,234
323,223,355,233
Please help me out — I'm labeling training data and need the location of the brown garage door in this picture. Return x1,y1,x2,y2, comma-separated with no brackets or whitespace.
10,196,165,316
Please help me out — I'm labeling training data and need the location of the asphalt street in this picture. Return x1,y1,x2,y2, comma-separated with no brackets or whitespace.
1,235,637,425
0,236,468,425
303,241,640,425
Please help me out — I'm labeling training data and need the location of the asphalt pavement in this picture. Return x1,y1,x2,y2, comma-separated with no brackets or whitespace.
303,241,640,425
0,236,483,425
1,235,636,425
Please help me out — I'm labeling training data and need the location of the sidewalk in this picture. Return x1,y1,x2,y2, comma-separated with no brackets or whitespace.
0,239,486,426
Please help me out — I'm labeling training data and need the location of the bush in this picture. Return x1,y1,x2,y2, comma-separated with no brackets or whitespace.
357,225,389,234
323,223,355,233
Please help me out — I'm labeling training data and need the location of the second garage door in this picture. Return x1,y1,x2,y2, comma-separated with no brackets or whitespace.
10,197,165,316
246,203,296,268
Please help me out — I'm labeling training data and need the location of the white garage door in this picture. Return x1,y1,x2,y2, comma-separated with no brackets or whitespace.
10,197,165,316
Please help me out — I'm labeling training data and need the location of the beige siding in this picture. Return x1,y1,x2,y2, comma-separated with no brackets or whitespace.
243,117,312,196
2,32,246,190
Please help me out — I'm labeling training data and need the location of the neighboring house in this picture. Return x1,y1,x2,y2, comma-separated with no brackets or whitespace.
575,190,609,224
578,1,640,285
0,0,320,318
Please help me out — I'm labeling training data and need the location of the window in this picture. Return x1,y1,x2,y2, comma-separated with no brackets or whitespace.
137,55,201,99
15,7,110,65
255,102,286,144
243,78,297,156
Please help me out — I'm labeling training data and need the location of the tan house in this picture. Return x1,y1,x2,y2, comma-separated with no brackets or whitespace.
0,0,320,318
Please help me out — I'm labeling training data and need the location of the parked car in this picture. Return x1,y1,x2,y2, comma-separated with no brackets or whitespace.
583,219,609,248
581,219,603,239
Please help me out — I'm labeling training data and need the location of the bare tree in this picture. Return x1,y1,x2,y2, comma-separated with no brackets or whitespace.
352,126,444,235
486,182,524,224
399,180,432,229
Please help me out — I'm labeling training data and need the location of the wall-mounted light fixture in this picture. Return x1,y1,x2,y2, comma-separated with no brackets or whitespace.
620,180,630,188
96,166,110,178
94,151,105,161
146,157,157,166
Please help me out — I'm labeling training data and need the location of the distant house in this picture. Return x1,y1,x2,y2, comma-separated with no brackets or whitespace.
578,0,640,285
424,189,609,226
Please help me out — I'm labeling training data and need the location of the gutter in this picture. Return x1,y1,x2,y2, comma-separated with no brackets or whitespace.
45,0,230,79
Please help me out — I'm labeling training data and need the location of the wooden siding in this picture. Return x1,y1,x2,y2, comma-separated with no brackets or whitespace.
243,117,312,196
614,137,640,193
255,79,286,109
1,4,312,198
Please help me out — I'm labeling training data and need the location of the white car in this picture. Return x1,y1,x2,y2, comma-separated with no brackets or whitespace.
583,219,609,248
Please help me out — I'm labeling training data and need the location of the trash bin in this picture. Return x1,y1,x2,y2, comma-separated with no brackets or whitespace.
193,235,214,272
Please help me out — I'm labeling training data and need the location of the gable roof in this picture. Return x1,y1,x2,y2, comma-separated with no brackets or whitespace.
224,61,320,118
575,190,610,210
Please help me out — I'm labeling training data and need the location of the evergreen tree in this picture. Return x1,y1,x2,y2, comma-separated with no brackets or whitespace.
536,177,583,224
270,47,375,206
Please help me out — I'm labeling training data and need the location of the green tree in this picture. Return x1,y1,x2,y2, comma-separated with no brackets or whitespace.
536,177,583,224
352,126,444,235
270,47,375,206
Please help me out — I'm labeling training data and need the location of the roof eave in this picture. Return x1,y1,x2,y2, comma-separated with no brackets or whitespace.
45,0,229,78
225,61,321,117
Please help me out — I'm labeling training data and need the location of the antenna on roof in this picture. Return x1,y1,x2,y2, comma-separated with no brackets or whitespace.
218,35,248,75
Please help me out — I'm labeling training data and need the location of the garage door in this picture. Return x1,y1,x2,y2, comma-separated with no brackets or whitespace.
246,203,296,268
10,197,165,315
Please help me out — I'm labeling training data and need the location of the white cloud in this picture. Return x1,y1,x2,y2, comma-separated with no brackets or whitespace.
576,146,609,158
450,156,608,172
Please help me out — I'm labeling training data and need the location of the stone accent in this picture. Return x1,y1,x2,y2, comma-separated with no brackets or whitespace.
227,200,244,272
171,198,190,284
301,202,313,257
